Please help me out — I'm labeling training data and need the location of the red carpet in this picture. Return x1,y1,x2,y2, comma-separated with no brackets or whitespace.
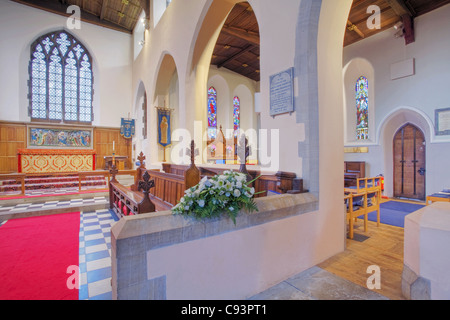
0,212,80,300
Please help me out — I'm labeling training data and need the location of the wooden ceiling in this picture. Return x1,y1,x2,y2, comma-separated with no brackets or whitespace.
344,0,450,46
12,0,449,81
11,0,145,33
210,2,260,82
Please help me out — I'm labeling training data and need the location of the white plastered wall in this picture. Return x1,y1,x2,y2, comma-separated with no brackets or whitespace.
0,0,133,128
130,0,353,298
343,3,450,195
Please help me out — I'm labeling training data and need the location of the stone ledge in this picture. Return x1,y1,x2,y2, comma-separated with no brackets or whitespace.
111,192,319,299
111,192,318,252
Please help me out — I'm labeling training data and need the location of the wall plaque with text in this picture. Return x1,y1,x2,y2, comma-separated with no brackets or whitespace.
435,108,450,136
270,67,294,117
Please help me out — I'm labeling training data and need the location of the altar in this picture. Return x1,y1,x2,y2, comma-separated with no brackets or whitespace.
17,149,96,173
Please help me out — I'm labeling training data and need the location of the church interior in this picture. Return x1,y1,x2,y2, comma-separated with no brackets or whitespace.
0,0,450,301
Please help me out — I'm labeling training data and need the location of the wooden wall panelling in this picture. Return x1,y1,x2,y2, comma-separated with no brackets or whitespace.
93,128,131,170
0,123,27,173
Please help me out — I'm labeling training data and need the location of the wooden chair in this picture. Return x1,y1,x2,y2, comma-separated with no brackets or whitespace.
345,191,368,239
366,188,381,227
344,176,382,230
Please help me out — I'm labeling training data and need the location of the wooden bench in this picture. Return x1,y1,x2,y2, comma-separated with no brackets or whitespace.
161,163,303,197
109,164,156,217
426,190,450,205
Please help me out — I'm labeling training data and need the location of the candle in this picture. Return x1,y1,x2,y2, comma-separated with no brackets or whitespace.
113,141,115,151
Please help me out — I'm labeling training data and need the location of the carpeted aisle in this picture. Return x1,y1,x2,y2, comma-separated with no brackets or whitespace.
0,212,80,300
367,200,425,228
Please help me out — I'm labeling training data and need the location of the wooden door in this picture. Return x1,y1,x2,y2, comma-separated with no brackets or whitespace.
393,124,426,200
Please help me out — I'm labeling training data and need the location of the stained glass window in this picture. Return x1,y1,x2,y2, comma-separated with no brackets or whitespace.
356,76,369,140
29,31,93,123
233,96,240,137
207,87,217,139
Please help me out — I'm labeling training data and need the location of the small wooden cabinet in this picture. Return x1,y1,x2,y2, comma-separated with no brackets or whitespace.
344,161,365,187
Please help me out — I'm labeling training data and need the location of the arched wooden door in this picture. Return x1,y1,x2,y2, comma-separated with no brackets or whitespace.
393,124,426,200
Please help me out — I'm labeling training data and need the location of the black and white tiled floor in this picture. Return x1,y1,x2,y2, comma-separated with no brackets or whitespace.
0,197,108,214
79,209,118,300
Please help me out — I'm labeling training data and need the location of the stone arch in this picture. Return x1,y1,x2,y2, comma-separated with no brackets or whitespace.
187,0,260,157
343,57,376,144
379,107,433,197
153,52,179,162
132,80,148,164
207,73,231,133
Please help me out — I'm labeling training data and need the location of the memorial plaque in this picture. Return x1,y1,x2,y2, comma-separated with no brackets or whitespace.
270,67,294,117
435,108,450,136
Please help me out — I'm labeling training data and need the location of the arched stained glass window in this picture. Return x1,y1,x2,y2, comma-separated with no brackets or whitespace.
29,30,93,123
356,76,369,140
207,87,217,139
233,96,240,137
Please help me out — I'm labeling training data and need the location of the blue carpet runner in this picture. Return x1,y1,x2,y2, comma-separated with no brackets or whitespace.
366,200,425,228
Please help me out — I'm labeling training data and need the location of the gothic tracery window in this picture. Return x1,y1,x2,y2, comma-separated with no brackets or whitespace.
356,76,369,140
29,30,93,123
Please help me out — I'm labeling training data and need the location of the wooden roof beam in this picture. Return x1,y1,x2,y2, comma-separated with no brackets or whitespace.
221,25,260,46
385,0,415,45
384,0,413,16
100,0,109,20
347,20,365,39
218,44,255,69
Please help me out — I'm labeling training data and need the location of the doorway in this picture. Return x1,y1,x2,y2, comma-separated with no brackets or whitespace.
393,123,426,200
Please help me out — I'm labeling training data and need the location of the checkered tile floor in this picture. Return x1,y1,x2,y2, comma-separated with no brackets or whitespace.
0,186,108,198
0,197,108,213
79,209,119,300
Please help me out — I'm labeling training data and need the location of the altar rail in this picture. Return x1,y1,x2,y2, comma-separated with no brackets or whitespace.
0,170,137,198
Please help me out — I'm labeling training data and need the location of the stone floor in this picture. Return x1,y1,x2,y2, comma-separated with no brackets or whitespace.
248,266,389,300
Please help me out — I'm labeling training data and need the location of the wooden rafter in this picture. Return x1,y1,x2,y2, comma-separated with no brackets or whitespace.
384,0,415,44
221,25,260,46
218,44,255,69
100,0,109,20
384,0,413,16
347,20,365,39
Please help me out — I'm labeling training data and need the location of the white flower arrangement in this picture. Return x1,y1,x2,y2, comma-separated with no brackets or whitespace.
172,170,259,224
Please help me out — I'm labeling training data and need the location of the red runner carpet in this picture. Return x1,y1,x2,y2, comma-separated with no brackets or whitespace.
0,212,80,300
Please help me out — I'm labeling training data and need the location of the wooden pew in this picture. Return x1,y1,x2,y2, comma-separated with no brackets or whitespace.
109,168,156,217
161,163,303,197
426,191,450,205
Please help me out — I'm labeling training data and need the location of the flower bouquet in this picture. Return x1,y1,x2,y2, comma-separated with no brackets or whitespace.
172,170,259,224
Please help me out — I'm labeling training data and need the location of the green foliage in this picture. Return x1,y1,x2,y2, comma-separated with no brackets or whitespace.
171,170,259,224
